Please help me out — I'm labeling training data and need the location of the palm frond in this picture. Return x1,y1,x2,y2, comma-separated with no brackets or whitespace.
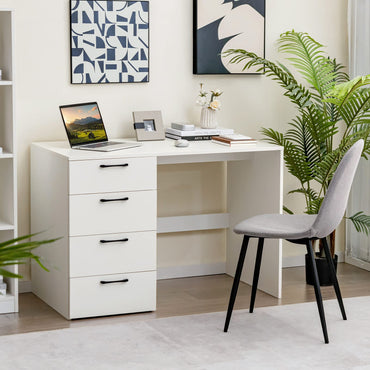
285,116,318,165
0,268,22,279
331,58,349,84
260,127,285,146
284,141,315,184
309,197,324,214
278,31,336,98
224,49,313,109
261,127,314,184
283,206,294,214
362,130,370,158
322,58,349,123
338,89,370,129
0,234,60,279
312,149,342,194
288,187,323,214
327,75,370,109
347,212,370,235
285,108,337,163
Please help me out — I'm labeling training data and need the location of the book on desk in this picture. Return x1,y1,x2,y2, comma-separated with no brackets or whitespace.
165,126,234,141
212,134,257,146
165,124,257,146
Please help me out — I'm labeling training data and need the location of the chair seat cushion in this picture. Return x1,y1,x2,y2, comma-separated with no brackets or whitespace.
234,214,317,239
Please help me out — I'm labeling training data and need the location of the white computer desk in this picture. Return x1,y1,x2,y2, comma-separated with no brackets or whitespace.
31,139,283,319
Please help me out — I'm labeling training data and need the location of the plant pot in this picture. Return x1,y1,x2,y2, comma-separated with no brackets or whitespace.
305,253,338,286
200,107,218,129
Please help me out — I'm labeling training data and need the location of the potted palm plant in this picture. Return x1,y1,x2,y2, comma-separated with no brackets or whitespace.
224,31,370,285
0,233,57,280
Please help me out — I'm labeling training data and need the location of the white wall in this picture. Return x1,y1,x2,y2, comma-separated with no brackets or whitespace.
0,0,348,279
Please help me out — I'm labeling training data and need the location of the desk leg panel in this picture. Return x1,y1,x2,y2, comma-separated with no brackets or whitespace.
226,150,283,298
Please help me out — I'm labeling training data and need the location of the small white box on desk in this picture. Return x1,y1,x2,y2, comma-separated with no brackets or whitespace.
171,122,195,131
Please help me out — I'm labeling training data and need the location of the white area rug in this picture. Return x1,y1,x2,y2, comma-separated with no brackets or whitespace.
1,296,370,370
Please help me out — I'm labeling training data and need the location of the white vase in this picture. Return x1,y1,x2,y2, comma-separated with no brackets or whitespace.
200,107,218,129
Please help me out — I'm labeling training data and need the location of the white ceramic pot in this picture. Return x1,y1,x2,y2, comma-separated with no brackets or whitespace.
200,107,218,129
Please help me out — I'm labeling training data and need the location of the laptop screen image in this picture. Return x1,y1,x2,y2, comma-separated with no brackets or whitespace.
60,102,108,147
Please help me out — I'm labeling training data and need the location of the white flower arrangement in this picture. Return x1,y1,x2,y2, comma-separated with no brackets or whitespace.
196,83,222,110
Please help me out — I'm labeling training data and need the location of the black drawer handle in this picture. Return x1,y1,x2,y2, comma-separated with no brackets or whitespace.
100,279,129,285
100,164,129,168
100,238,129,244
100,197,129,203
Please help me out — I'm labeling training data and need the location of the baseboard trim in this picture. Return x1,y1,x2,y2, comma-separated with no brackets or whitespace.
282,254,305,268
337,251,344,263
283,251,344,268
19,280,32,293
345,255,370,271
157,262,226,280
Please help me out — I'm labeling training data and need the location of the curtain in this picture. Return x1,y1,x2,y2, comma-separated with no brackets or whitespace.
346,0,370,268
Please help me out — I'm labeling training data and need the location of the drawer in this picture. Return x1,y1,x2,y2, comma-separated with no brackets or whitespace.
69,157,156,194
69,271,156,319
70,231,156,277
69,190,156,236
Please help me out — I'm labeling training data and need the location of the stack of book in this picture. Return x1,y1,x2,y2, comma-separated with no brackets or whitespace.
212,134,257,146
165,124,234,141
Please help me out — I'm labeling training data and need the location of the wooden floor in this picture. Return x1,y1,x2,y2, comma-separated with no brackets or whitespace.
0,263,369,336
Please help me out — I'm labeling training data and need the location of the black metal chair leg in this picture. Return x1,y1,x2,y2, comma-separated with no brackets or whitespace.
224,236,250,332
307,239,329,344
321,237,347,320
249,238,264,313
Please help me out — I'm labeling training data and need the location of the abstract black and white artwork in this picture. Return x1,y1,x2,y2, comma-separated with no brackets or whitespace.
193,0,265,74
70,0,149,84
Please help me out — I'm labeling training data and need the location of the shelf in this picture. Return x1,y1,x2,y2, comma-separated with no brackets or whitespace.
0,8,18,314
0,293,14,302
0,221,15,231
157,213,230,233
0,151,14,159
0,293,15,314
0,80,12,86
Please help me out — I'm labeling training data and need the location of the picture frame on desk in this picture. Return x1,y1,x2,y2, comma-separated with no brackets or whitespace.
133,110,165,141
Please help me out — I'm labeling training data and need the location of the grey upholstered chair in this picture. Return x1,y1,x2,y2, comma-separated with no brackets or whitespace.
224,139,364,344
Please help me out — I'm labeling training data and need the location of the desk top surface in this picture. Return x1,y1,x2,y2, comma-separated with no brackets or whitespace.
32,139,283,162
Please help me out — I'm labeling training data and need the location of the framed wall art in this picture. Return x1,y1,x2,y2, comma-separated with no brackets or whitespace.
193,0,265,75
133,111,165,141
70,0,149,84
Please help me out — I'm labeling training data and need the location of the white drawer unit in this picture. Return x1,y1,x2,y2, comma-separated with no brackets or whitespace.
69,190,157,236
31,147,157,319
69,157,156,194
70,271,156,319
70,231,156,277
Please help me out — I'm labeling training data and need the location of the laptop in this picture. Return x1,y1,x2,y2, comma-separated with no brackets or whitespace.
59,102,141,152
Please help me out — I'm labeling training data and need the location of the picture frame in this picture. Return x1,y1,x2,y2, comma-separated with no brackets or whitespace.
193,0,265,75
70,0,150,84
133,111,165,141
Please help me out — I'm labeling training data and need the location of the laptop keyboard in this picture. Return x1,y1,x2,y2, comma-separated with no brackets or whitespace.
85,142,112,148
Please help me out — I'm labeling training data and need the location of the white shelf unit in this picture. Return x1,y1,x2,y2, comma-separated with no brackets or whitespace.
0,80,12,86
0,9,18,314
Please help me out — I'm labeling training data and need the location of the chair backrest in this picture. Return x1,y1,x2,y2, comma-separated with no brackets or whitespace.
312,139,364,238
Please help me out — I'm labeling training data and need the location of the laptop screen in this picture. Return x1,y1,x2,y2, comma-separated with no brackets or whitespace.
60,102,108,147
